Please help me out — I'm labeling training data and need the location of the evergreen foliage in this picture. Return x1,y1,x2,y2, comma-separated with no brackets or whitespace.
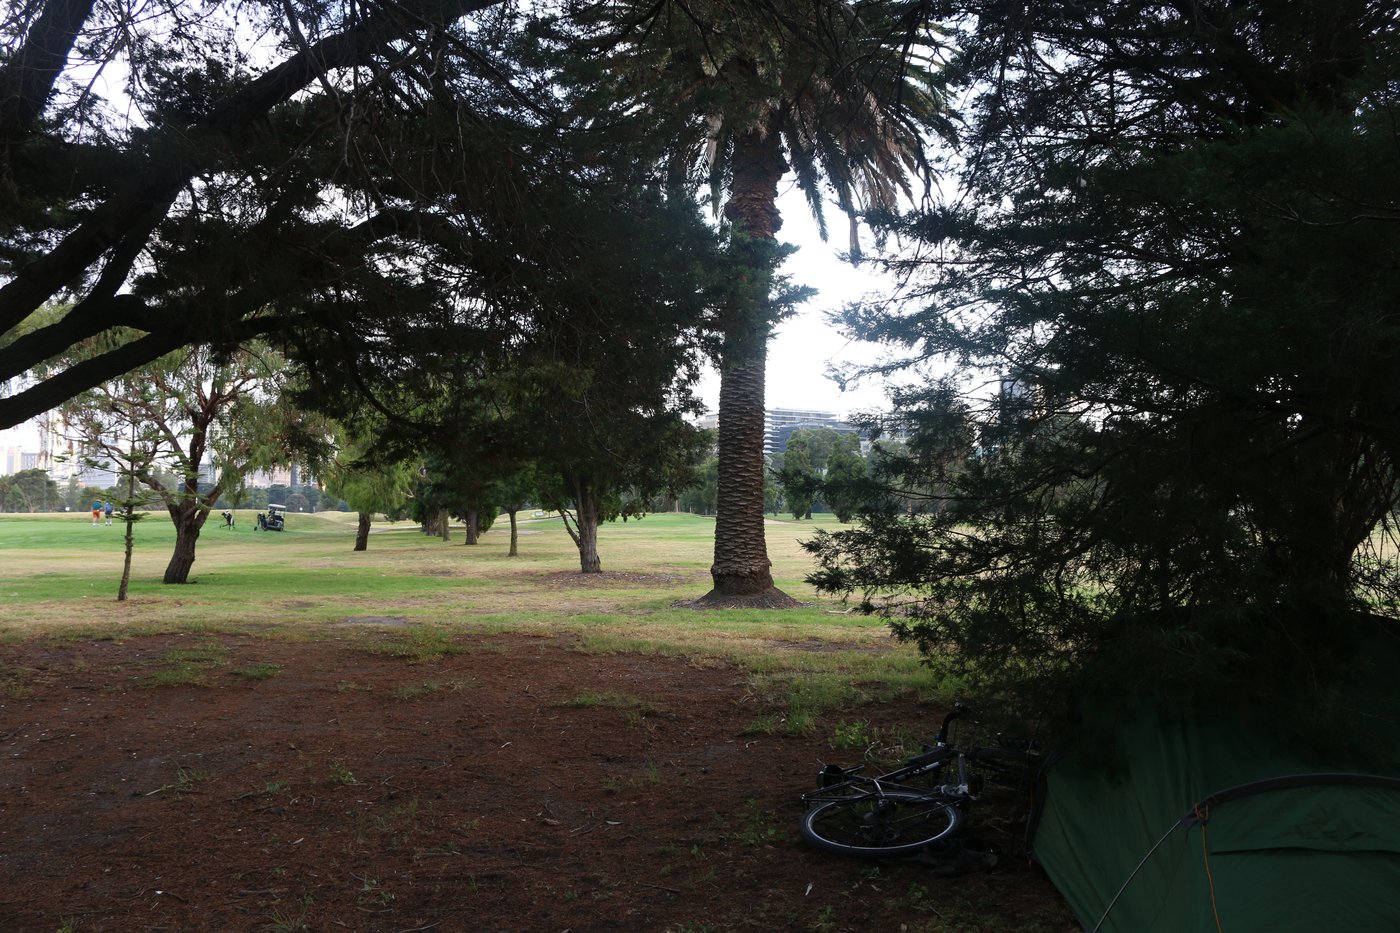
0,467,59,512
806,0,1400,733
550,0,949,603
323,431,416,552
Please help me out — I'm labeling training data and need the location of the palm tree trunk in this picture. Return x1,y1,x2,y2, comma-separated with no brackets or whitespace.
698,129,798,608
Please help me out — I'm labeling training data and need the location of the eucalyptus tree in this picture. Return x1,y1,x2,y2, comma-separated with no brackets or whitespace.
806,0,1400,731
561,0,951,605
0,468,58,512
58,339,295,583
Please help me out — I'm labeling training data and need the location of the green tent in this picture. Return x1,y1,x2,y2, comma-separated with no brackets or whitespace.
1030,623,1400,932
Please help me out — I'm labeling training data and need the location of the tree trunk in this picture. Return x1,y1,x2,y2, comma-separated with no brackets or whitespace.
508,508,519,557
575,492,602,574
438,507,450,542
354,512,371,551
464,509,479,545
118,511,135,600
559,476,603,574
698,128,798,608
163,506,206,584
117,471,136,601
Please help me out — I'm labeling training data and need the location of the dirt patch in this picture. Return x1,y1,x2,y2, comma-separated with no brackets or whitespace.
679,588,805,610
531,571,698,589
0,633,1073,932
333,616,410,628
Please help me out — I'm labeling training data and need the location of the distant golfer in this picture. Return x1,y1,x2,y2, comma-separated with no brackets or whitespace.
104,501,114,525
91,499,102,526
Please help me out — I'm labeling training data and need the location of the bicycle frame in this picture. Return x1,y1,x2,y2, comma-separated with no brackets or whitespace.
804,705,981,807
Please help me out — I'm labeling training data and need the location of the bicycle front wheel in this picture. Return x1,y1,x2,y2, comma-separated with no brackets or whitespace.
801,789,963,858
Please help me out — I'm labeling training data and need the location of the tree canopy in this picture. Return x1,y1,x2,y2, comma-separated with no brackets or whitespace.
57,339,295,582
0,0,515,426
806,0,1400,733
543,0,949,604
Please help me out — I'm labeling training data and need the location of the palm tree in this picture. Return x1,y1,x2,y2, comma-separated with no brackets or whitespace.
574,1,949,606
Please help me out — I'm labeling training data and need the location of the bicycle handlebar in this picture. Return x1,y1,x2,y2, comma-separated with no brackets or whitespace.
933,702,970,745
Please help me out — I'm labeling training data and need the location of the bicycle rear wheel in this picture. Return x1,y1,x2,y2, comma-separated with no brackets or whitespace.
801,789,963,858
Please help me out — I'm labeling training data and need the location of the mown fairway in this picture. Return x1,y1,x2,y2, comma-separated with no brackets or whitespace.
0,510,951,724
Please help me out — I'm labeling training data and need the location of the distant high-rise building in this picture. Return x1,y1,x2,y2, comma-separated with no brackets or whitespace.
763,408,859,456
72,464,118,488
245,465,293,487
694,407,864,456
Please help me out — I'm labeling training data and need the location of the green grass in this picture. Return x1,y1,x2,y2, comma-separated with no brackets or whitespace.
560,689,662,713
231,662,281,680
138,642,229,687
353,628,467,663
0,510,952,723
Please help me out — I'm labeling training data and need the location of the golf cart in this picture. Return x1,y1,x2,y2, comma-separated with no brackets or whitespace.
257,504,286,531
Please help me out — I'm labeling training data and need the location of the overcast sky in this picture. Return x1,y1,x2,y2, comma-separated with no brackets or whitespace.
695,182,901,420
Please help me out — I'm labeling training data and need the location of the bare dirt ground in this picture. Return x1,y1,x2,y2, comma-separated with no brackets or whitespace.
0,629,1075,932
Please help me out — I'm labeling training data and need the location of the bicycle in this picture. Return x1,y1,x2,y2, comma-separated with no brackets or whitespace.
799,704,1041,858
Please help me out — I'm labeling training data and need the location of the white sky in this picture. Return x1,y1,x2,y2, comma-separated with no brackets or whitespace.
695,182,899,421
0,421,39,450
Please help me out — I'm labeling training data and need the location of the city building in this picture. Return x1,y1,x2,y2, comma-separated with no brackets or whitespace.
245,465,294,487
763,408,859,456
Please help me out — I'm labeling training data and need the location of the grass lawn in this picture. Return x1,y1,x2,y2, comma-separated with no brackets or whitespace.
0,508,952,724
0,510,1078,932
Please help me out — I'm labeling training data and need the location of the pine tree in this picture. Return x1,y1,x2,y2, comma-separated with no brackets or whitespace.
807,0,1400,731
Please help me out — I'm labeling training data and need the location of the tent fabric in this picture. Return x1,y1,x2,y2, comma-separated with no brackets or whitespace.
1030,621,1400,932
1032,723,1400,932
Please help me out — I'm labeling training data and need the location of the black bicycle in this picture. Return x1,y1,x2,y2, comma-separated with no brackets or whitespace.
799,705,1040,858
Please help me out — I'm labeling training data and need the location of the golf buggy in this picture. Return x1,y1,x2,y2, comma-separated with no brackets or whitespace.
256,504,286,531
